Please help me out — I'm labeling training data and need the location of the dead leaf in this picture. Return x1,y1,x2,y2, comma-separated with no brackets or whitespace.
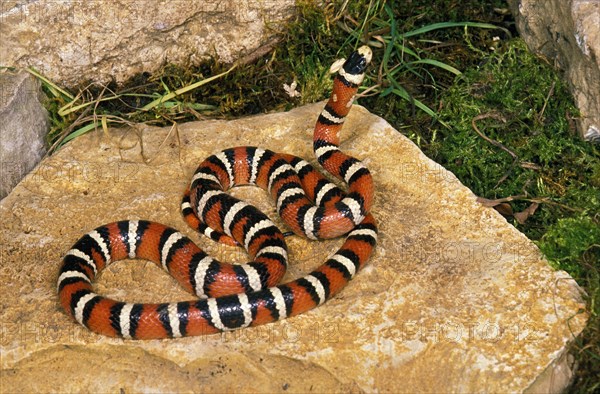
494,203,514,216
514,202,540,224
477,196,521,217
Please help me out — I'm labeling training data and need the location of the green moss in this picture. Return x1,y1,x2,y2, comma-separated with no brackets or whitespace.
422,38,599,391
429,39,598,234
539,216,600,277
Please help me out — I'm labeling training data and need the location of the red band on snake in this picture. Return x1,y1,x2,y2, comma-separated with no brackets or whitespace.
57,46,377,339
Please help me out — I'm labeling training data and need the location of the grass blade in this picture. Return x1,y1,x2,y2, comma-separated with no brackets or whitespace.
400,21,501,39
26,68,74,100
58,95,121,117
141,64,237,111
409,59,462,75
60,122,99,146
391,87,449,128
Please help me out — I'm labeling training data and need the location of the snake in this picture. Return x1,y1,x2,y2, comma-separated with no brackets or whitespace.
57,46,377,340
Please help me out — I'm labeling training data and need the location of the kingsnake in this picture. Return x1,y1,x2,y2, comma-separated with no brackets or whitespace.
57,46,377,340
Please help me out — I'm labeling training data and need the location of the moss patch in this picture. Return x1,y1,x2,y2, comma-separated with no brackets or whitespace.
424,39,599,392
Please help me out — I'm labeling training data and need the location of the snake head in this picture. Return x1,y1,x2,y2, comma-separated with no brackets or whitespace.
342,46,372,76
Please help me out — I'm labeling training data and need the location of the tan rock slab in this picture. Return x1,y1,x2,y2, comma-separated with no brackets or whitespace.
0,103,588,392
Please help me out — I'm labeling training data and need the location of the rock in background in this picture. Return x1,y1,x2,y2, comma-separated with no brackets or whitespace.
0,0,293,197
0,70,48,200
0,0,295,88
508,0,600,142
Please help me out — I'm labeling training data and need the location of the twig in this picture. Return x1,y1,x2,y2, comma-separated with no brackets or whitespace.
333,0,351,22
46,105,92,156
538,81,556,121
525,197,583,212
358,83,381,97
471,113,518,187
471,113,514,157
92,84,109,137
476,194,527,206
145,122,178,164
477,194,583,213
236,38,281,67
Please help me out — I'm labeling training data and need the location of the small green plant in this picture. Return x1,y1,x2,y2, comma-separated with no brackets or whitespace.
28,64,233,153
340,3,502,123
540,216,600,277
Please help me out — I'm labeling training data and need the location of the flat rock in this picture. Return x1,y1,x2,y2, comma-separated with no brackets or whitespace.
0,103,588,392
0,0,294,88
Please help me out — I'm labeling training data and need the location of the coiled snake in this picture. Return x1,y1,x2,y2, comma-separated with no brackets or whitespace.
57,46,377,339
